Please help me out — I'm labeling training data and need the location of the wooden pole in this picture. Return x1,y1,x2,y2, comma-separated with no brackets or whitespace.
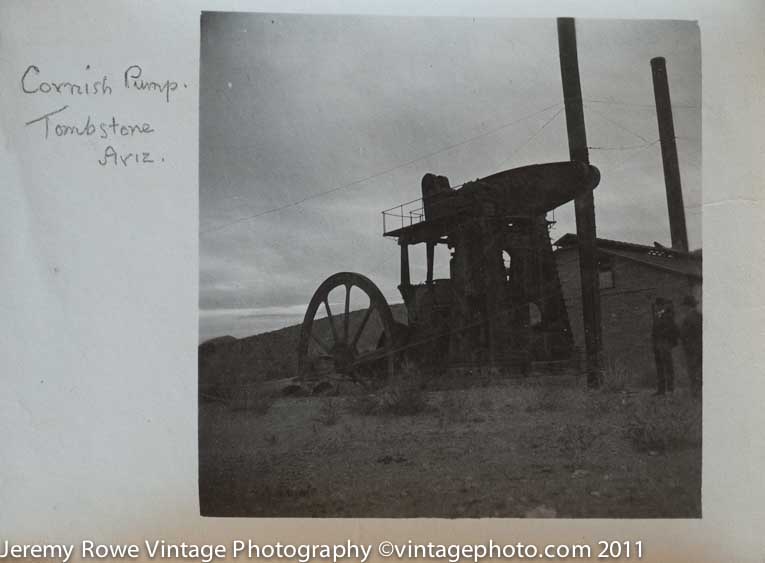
557,17,602,387
400,242,410,288
651,57,689,252
426,242,435,284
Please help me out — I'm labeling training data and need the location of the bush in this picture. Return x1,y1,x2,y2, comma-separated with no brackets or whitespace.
438,393,471,426
347,361,429,416
347,393,380,415
377,380,429,415
624,398,701,453
602,356,631,392
315,398,341,426
557,423,600,467
525,383,572,412
228,385,275,414
584,391,615,417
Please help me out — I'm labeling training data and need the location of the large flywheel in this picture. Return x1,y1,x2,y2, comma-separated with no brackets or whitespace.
297,272,397,384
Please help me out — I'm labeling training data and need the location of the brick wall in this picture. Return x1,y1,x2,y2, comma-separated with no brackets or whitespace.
555,248,700,387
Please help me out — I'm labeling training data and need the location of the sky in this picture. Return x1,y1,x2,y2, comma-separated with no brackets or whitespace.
199,13,701,342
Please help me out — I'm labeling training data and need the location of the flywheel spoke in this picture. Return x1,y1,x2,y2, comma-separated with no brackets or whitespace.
343,284,351,343
351,303,376,351
323,299,339,343
351,348,386,368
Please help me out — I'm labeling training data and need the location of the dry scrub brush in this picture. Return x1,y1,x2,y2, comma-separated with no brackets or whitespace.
315,398,342,426
524,383,581,413
228,385,275,415
624,397,701,453
437,392,471,426
347,361,429,416
557,423,601,468
602,356,632,392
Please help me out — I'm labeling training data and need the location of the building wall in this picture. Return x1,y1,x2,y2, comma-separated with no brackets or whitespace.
555,248,700,386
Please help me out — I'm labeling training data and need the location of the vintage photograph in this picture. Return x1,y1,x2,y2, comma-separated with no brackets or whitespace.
199,13,701,517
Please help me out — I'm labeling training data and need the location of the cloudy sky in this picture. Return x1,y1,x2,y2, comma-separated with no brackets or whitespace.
199,13,701,342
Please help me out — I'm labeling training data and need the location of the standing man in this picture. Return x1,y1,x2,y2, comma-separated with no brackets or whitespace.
652,297,679,395
680,295,703,397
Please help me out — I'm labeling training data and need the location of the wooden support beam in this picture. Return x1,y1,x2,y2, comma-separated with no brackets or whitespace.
557,17,602,387
426,242,435,284
400,242,410,287
651,57,689,252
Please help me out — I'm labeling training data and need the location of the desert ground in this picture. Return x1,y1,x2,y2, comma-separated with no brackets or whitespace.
199,371,701,518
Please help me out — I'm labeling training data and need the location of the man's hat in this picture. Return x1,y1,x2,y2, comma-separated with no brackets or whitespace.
682,295,698,307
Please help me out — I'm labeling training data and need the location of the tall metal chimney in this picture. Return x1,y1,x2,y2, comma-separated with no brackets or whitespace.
650,57,689,252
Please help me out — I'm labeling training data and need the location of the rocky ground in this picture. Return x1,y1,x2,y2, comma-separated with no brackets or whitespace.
199,375,701,518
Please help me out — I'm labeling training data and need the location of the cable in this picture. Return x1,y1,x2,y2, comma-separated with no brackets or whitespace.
499,107,565,168
584,98,698,110
589,140,659,151
584,105,652,144
200,102,564,235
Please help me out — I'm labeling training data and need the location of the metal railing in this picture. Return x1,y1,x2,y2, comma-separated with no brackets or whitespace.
380,181,468,235
381,197,425,234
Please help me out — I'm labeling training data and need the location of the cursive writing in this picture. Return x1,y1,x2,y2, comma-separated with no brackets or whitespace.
21,62,186,166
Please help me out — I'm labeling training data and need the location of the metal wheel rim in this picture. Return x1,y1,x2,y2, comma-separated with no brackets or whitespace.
297,272,396,382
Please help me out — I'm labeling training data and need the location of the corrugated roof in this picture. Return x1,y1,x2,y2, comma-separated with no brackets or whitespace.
553,233,702,279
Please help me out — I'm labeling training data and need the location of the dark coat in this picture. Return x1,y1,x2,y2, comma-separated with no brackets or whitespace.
652,310,679,348
680,310,702,354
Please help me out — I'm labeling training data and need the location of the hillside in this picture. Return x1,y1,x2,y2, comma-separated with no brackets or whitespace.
199,304,408,394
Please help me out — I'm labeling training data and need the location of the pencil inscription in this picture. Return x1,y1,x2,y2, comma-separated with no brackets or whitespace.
20,63,187,166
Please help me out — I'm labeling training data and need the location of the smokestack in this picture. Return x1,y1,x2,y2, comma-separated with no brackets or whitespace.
651,57,689,252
